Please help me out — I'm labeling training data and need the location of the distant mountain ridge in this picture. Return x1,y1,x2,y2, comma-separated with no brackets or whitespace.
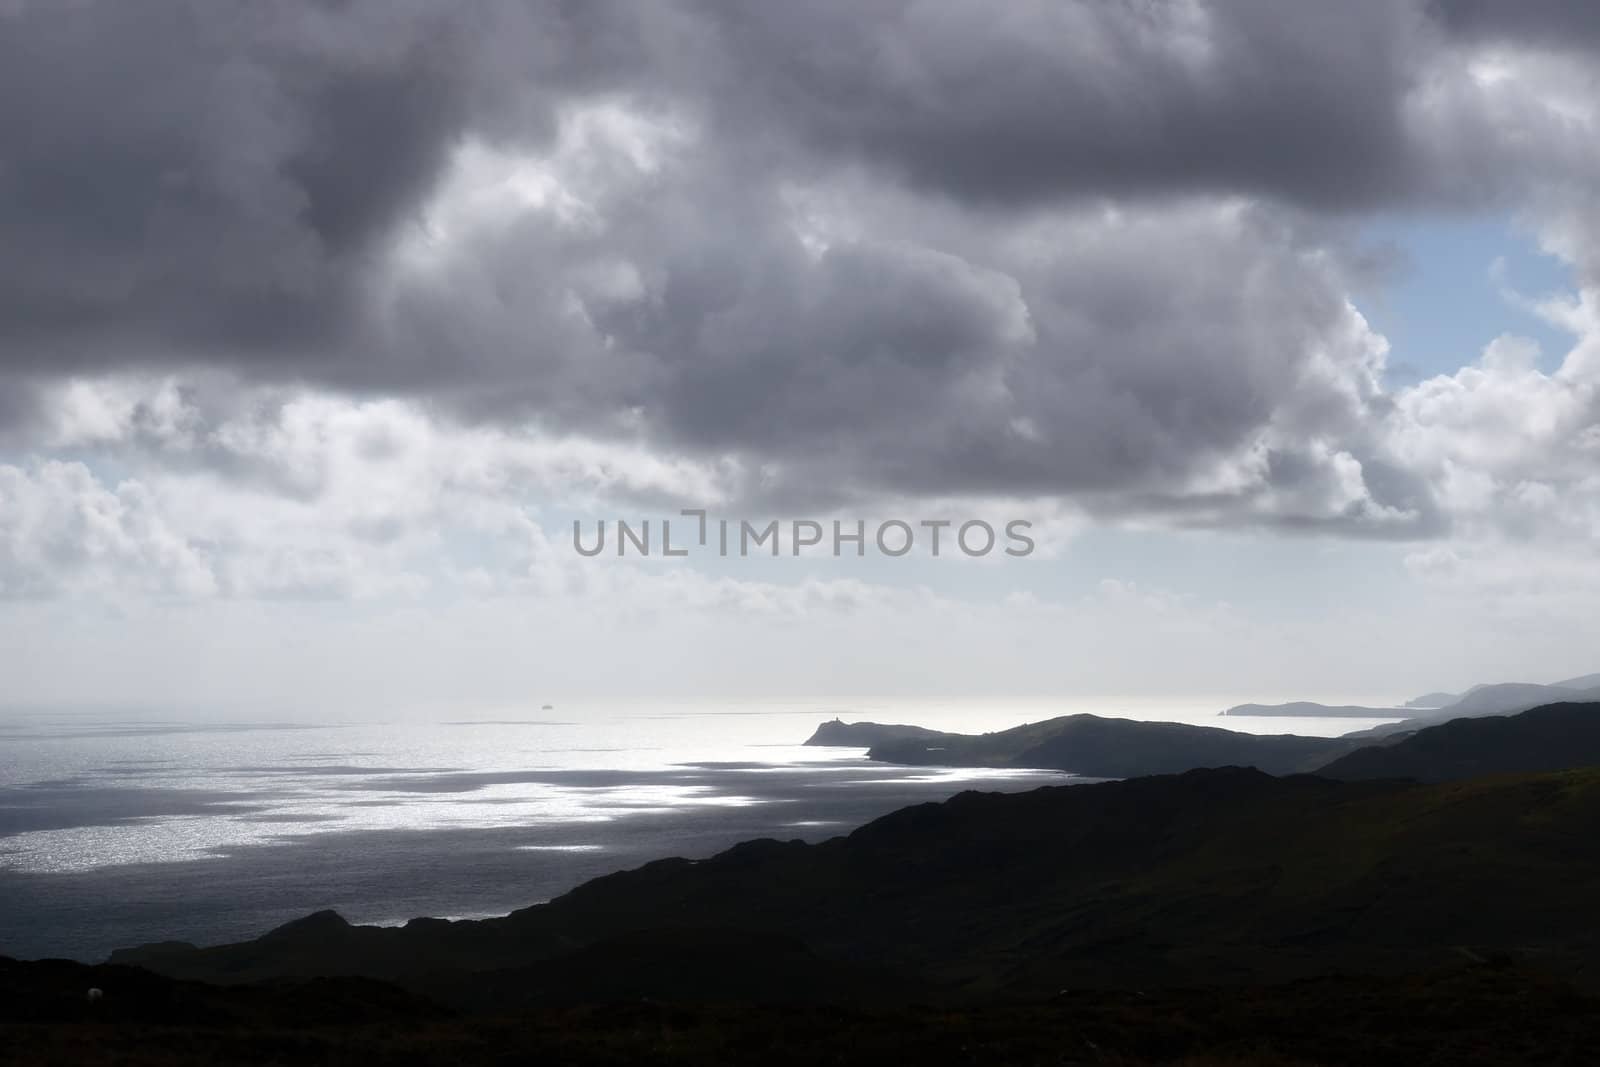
1349,680,1600,743
1400,674,1600,719
1221,671,1600,733
1443,682,1598,716
1318,702,1600,783
1555,672,1600,691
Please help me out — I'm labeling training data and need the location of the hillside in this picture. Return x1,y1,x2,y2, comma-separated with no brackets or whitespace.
808,713,1355,776
113,766,1600,998
1318,702,1600,782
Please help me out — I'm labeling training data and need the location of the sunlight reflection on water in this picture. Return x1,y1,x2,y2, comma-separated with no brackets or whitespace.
0,701,1401,874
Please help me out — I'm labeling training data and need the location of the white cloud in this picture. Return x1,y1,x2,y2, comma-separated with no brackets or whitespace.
0,461,216,599
1387,332,1600,540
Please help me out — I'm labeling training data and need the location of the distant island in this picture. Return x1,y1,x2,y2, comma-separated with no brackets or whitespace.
1218,700,1415,718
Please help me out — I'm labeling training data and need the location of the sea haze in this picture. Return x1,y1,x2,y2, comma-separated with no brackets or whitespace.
0,702,1396,961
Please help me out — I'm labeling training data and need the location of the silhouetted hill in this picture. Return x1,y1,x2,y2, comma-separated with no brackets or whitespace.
113,766,1600,998
814,713,1358,776
1317,702,1600,782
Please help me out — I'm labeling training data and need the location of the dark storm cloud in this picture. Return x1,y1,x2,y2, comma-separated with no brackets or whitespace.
701,0,1431,211
351,168,1414,523
1432,0,1600,48
0,0,1446,373
0,2,455,363
0,1,1594,529
0,0,658,370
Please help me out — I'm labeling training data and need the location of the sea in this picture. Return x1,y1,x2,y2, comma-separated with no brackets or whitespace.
0,699,1402,962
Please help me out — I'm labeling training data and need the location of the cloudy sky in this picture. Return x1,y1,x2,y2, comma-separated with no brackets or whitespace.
2,0,1598,715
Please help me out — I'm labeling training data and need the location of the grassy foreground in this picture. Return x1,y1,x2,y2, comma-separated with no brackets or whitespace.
4,961,1599,1065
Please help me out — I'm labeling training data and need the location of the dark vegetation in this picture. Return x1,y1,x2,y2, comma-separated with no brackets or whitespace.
5,958,1598,1065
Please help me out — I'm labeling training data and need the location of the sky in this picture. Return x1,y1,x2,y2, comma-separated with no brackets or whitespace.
2,0,1599,715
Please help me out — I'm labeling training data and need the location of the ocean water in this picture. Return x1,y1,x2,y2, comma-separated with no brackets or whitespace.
0,700,1399,962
